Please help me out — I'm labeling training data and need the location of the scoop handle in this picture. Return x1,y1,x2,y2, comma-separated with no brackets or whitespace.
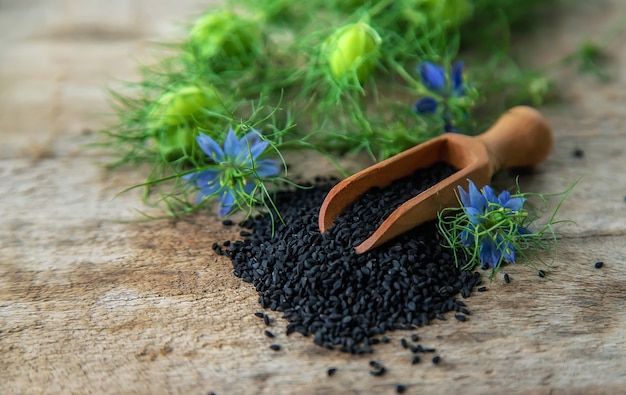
476,106,553,173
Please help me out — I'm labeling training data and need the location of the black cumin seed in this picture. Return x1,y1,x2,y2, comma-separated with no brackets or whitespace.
477,286,487,292
504,273,511,283
370,367,386,376
411,355,421,364
573,148,584,158
411,334,420,342
460,307,470,315
538,270,546,278
396,384,407,393
255,312,264,318
369,360,383,369
594,261,604,269
422,347,436,353
327,367,337,376
269,344,281,351
381,336,390,343
222,219,234,226
410,345,422,353
264,330,275,338
263,314,271,326
432,355,441,364
240,230,252,237
455,314,467,322
401,338,408,349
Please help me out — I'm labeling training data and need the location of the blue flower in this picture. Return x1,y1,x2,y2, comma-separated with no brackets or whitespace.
457,180,530,269
420,62,447,92
413,61,467,133
183,128,280,216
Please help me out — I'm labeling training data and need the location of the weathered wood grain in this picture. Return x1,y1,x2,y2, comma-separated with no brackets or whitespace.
1,1,625,394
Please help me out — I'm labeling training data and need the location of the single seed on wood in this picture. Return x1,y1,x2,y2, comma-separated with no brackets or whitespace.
263,314,271,326
455,314,467,322
255,312,264,318
396,384,407,393
327,367,337,376
370,367,386,376
411,334,419,342
504,273,511,283
264,330,275,338
594,261,604,269
432,355,441,364
269,344,281,351
411,355,421,365
477,286,487,292
538,270,546,278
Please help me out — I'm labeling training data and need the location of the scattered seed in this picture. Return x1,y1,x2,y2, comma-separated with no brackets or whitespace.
263,314,271,326
504,273,510,283
432,355,441,364
401,338,408,349
573,148,584,158
222,219,234,226
411,355,421,365
477,286,487,292
264,330,275,338
538,270,546,278
381,336,390,344
269,344,281,351
369,360,383,369
411,334,420,342
396,384,407,393
255,312,264,318
594,261,604,269
370,367,386,376
455,314,467,322
327,367,337,377
410,345,423,353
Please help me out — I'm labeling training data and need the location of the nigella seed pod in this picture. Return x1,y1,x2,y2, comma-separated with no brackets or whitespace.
325,22,382,84
149,85,222,161
187,10,259,71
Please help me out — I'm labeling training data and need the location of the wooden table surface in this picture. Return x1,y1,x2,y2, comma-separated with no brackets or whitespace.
1,1,625,394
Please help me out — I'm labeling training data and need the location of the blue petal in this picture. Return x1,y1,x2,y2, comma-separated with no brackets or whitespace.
464,207,482,225
218,188,236,217
458,184,471,207
196,133,224,162
482,185,498,205
468,180,487,213
503,196,526,212
451,61,464,96
420,62,446,92
460,227,475,247
413,97,439,114
479,237,500,268
243,181,257,195
254,159,281,178
182,169,220,188
223,128,241,160
498,190,511,205
496,234,516,263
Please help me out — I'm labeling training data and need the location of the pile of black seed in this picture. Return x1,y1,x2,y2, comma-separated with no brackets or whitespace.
218,162,481,354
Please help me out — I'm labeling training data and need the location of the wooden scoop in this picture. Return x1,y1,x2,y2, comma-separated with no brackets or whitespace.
318,106,553,254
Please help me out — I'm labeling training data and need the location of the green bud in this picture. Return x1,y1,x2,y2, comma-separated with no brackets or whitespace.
149,85,221,128
325,23,382,84
421,0,473,27
187,10,259,70
156,125,199,162
149,85,222,161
